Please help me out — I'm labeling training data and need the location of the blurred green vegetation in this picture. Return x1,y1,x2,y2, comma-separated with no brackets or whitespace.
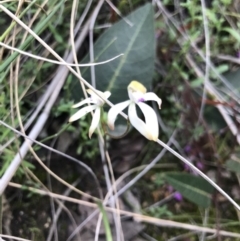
1,0,240,239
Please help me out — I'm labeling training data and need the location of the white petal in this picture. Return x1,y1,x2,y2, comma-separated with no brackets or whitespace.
72,98,94,108
69,105,97,122
143,92,162,109
128,103,153,141
86,89,104,98
89,107,101,138
129,91,145,103
107,100,130,130
86,89,96,95
103,91,111,99
128,89,135,101
86,89,108,106
137,102,159,141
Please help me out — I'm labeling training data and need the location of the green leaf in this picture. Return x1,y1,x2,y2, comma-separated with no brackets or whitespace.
190,77,204,87
223,69,240,93
223,28,240,43
204,105,226,132
216,64,229,74
220,0,231,5
204,64,232,132
204,68,239,131
225,158,240,173
22,160,35,170
148,205,173,218
164,173,214,208
206,9,218,25
210,64,229,79
71,3,155,104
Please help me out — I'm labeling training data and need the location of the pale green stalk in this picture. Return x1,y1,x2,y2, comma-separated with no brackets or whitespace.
97,201,113,241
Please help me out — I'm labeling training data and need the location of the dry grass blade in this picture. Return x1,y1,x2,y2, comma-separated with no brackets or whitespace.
0,42,123,66
8,182,240,239
0,120,101,201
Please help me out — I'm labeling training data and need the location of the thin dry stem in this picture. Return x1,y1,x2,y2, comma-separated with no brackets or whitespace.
0,42,123,67
0,0,239,223
8,182,240,239
88,1,123,240
47,179,81,241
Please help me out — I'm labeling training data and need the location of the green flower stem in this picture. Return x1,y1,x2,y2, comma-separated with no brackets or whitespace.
39,123,71,143
97,201,113,241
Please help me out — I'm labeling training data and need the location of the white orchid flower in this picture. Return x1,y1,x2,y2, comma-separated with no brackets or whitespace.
69,89,111,138
107,81,161,141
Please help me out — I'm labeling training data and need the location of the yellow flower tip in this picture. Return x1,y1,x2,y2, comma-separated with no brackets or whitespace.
128,80,147,94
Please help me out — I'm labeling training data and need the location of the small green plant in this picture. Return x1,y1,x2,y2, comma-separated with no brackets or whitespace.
148,205,173,218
